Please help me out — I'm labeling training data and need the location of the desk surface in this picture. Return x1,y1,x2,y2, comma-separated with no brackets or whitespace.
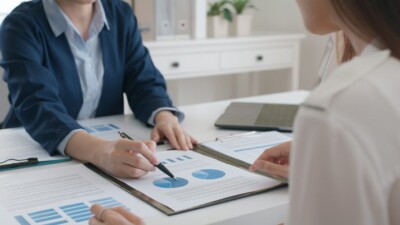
1,90,309,225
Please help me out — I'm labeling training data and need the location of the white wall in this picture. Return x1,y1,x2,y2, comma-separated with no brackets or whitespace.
252,0,330,90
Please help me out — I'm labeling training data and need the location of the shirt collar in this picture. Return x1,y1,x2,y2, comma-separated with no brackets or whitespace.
360,41,383,56
43,0,110,38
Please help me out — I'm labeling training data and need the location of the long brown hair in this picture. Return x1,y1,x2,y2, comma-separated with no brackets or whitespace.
330,0,400,62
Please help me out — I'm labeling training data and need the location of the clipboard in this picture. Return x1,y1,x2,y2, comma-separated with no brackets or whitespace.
0,157,71,172
85,150,284,216
195,131,292,183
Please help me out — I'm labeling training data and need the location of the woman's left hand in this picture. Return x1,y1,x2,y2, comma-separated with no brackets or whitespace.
151,111,197,150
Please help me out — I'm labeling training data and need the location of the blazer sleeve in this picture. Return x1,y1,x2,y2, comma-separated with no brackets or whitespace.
0,13,82,155
121,5,176,125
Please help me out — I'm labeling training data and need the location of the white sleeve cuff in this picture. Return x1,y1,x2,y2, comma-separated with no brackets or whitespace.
147,107,185,126
57,129,87,155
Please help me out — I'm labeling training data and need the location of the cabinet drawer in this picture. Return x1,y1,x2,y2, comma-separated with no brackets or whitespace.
220,47,293,70
152,53,219,76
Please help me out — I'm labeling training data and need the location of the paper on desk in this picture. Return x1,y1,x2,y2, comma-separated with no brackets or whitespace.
0,129,69,164
78,120,174,151
0,164,158,225
118,151,280,212
78,119,150,141
201,131,292,165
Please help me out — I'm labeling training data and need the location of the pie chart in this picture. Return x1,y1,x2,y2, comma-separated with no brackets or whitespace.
192,169,226,180
153,177,188,189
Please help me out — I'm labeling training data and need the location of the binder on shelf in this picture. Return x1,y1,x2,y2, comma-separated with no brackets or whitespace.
134,0,194,41
134,0,156,41
173,0,192,40
155,0,175,40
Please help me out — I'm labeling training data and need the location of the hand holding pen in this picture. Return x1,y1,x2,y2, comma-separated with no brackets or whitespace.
118,131,177,180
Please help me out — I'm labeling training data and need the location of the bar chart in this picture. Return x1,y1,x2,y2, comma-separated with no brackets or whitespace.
14,197,126,225
160,154,193,165
83,124,120,134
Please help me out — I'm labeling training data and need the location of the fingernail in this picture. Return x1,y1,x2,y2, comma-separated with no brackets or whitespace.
250,161,260,171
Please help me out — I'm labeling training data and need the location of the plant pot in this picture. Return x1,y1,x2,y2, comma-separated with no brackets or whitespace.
232,14,253,36
208,16,230,38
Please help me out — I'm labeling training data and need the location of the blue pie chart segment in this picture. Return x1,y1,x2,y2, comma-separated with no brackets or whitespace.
153,177,188,189
192,169,226,180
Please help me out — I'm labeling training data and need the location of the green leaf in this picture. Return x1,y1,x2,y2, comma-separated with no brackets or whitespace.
208,0,234,22
229,0,255,14
222,8,233,22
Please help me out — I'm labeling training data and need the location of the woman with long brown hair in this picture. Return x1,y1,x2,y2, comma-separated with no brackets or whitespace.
88,0,400,224
250,0,400,224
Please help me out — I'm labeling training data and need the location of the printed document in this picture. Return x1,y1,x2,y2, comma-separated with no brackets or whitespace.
118,151,280,212
200,131,292,165
0,164,158,225
0,129,69,164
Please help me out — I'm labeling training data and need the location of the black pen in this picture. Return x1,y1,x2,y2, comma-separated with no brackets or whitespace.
0,157,39,170
118,131,177,180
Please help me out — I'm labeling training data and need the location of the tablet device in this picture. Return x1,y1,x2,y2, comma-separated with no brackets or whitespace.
215,102,299,132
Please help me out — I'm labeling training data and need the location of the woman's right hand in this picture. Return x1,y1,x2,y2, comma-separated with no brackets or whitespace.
66,131,159,178
249,141,292,180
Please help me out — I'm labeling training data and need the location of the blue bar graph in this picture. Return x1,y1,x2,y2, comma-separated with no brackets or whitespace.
183,155,192,160
16,209,65,225
14,197,126,225
60,202,91,223
161,155,193,165
84,124,120,134
89,197,124,209
44,221,68,225
14,216,30,225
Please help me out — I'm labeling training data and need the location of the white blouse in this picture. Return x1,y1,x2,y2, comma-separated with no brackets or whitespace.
288,45,400,225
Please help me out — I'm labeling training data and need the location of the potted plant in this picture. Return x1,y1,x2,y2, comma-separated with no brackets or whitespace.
207,0,233,38
229,0,255,36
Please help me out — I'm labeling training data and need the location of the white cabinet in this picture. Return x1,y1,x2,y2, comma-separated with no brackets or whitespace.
220,47,293,70
144,32,305,90
151,52,219,76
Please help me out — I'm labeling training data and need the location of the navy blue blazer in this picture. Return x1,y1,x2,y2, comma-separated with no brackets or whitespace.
0,0,175,155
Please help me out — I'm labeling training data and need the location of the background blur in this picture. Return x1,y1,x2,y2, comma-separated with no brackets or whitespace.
0,0,330,121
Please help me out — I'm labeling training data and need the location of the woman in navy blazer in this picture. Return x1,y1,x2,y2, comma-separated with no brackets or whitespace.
0,0,196,178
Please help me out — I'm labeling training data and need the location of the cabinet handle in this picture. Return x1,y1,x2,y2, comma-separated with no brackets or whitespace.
256,55,264,61
171,62,180,68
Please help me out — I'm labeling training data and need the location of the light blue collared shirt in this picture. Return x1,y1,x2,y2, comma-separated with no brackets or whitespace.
42,0,182,155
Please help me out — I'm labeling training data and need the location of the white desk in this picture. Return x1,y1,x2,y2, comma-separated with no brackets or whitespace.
1,91,309,225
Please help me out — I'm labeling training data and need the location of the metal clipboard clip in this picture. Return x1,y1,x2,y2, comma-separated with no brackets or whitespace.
215,131,261,142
